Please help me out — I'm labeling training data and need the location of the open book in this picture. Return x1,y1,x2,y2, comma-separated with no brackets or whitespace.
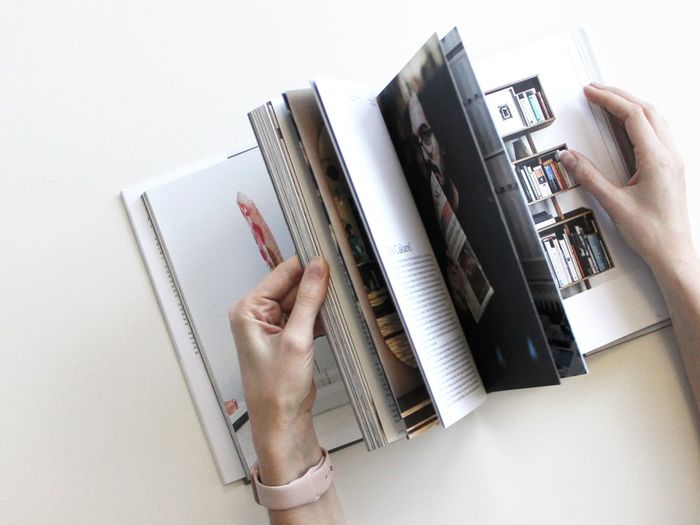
122,29,669,483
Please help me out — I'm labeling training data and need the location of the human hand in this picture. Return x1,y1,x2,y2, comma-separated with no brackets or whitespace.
560,83,693,274
229,256,329,485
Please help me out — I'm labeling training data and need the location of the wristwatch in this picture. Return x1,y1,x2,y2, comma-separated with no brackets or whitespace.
250,448,334,510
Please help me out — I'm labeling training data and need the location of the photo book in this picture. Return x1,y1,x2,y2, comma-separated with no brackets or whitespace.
122,29,669,483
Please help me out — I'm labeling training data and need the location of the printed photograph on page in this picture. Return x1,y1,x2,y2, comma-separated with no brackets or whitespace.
284,89,438,435
374,40,493,324
378,35,564,390
472,34,668,353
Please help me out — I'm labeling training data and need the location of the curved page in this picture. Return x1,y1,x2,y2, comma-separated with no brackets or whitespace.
313,78,486,427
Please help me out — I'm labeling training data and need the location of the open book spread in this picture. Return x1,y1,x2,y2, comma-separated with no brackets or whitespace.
122,29,669,483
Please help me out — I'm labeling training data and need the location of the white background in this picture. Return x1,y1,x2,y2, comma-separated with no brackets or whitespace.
2,1,699,524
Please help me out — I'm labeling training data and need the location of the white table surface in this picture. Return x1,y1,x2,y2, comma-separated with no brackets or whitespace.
2,2,699,524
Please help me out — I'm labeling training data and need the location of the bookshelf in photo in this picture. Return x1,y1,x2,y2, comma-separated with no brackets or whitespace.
484,75,555,142
485,75,614,297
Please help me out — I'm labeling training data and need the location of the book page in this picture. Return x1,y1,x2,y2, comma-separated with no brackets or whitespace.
438,29,587,380
285,90,437,436
472,33,668,353
313,78,486,427
122,174,245,483
377,34,568,390
142,150,360,473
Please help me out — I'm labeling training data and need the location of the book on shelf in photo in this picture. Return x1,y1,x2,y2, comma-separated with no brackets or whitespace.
517,91,537,126
533,210,556,228
122,28,670,484
513,145,577,206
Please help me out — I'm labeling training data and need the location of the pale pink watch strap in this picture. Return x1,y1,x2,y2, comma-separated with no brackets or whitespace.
250,448,333,510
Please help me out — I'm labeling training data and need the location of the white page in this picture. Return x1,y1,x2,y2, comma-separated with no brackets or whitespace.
122,166,245,483
313,78,486,427
473,33,668,353
137,149,360,477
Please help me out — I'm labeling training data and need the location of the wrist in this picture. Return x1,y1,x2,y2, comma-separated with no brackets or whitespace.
250,448,335,511
645,246,699,283
251,409,321,486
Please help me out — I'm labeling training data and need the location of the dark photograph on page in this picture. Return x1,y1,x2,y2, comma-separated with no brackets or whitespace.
377,35,562,391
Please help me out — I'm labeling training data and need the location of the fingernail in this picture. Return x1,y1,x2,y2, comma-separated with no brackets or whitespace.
589,81,604,89
307,256,326,279
560,150,577,170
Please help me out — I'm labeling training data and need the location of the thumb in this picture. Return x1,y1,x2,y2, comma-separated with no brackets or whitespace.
560,150,622,213
284,257,329,350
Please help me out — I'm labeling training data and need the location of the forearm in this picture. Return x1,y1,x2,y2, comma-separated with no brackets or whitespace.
252,411,346,525
648,249,700,413
268,486,345,525
231,257,343,523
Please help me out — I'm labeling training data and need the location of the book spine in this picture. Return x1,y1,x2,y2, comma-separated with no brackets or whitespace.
516,168,530,202
544,159,566,190
586,233,610,272
539,164,558,193
563,228,585,280
526,89,545,122
554,150,575,187
518,168,534,202
557,237,574,282
588,218,613,265
557,158,573,187
559,235,581,281
542,234,569,287
509,87,527,127
554,237,572,285
541,236,558,286
536,91,551,120
554,162,567,189
576,225,599,273
532,166,552,197
526,165,542,199
517,92,537,126
569,227,592,276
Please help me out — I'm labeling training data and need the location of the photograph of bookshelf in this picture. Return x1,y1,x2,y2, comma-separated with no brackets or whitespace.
485,75,614,298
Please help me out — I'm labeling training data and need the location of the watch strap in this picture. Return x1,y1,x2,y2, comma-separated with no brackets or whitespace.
250,448,333,510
